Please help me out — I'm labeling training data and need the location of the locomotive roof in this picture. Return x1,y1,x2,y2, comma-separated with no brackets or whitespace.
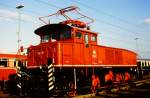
35,24,98,35
34,24,72,35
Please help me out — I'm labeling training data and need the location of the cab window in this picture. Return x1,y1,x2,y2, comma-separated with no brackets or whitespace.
91,35,97,41
41,30,71,43
41,35,50,43
84,34,89,47
61,30,71,39
76,32,82,39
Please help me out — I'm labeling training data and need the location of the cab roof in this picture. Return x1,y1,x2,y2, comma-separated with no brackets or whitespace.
34,24,72,35
34,23,98,35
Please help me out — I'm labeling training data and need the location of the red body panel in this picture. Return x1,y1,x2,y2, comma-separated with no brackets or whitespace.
0,67,17,81
27,42,137,67
27,43,58,67
57,43,137,67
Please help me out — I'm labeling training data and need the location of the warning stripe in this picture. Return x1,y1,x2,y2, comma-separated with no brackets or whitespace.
48,73,53,78
48,64,54,91
48,77,53,82
48,64,53,69
48,68,53,73
49,85,54,91
48,82,54,87
17,73,21,77
17,84,21,88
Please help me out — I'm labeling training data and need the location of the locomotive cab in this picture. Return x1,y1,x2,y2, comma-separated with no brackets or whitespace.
35,23,98,47
35,24,73,43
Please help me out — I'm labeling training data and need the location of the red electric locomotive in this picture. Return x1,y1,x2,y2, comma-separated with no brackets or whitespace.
16,6,137,97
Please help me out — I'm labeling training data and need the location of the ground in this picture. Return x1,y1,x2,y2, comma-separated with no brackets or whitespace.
0,78,150,98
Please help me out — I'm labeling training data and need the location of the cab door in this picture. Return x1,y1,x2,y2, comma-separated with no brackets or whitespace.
73,31,84,65
84,33,91,65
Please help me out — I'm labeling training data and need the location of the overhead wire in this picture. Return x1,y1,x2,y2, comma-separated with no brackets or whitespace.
34,0,138,34
30,0,139,36
1,0,149,49
3,1,146,37
33,0,143,46
67,0,150,42
34,0,60,9
2,0,148,41
70,0,149,32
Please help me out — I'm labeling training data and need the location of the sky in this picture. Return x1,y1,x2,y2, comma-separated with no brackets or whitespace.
0,0,150,59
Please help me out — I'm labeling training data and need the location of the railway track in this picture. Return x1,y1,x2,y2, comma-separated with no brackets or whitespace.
73,77,150,98
0,77,150,98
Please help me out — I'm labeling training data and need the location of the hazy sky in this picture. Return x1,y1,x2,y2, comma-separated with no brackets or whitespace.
0,0,150,59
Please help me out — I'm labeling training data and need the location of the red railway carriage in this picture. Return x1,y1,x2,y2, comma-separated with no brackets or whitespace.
0,54,27,81
19,6,138,97
0,54,27,94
